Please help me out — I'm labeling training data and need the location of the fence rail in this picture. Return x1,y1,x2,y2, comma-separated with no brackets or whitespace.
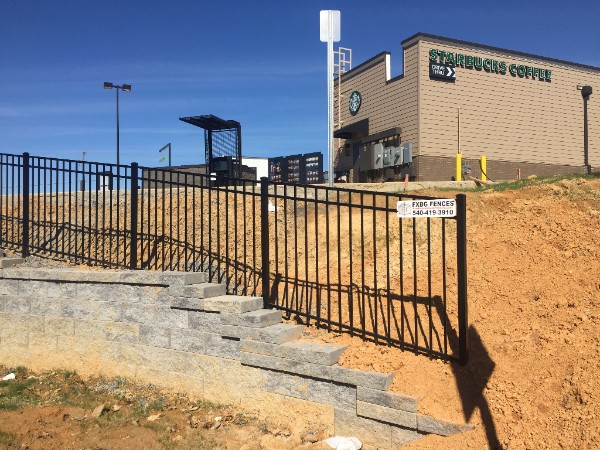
0,152,468,363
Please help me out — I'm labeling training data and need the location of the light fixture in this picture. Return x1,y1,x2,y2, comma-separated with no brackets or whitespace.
103,82,132,166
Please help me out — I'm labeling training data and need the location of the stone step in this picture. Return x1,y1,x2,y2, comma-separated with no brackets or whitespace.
221,322,303,344
239,351,394,390
240,339,347,366
169,283,227,311
357,386,417,413
203,295,263,314
220,309,282,328
0,258,26,269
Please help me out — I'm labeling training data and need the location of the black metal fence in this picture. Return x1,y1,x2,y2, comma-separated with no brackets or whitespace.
0,152,468,363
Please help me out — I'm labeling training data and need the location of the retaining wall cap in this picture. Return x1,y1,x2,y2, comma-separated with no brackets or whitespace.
0,268,206,286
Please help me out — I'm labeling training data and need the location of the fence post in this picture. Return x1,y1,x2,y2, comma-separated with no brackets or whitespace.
22,152,30,258
456,193,469,364
260,177,270,306
129,162,139,270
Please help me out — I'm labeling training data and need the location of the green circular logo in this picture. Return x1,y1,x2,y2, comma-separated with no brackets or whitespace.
349,91,362,116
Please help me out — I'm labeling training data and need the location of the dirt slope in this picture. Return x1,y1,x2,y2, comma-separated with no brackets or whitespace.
312,177,600,449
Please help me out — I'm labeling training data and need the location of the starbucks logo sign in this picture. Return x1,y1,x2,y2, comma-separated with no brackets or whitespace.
349,91,362,116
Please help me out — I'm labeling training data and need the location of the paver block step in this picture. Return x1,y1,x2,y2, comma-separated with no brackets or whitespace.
221,323,303,344
417,414,474,436
239,352,394,390
240,339,347,365
169,283,226,300
203,295,263,314
220,309,282,328
357,386,417,413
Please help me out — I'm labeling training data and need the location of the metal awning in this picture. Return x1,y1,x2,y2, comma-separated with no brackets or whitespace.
333,118,369,139
179,114,240,131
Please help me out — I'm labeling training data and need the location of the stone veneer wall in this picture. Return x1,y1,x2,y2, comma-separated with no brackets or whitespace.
0,266,471,448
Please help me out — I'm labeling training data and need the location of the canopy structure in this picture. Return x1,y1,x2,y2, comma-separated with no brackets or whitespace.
179,114,242,177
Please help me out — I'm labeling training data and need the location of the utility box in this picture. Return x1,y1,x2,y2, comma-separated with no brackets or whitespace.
373,143,384,169
402,142,413,164
382,146,391,167
392,146,403,166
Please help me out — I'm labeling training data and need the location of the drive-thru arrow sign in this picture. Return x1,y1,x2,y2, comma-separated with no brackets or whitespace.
429,61,456,81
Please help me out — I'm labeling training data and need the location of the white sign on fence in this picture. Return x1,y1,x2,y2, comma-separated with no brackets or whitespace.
397,199,456,218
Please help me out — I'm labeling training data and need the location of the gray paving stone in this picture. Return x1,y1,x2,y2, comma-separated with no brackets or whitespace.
357,386,417,413
155,271,207,286
61,299,121,322
45,316,75,335
203,295,263,314
221,323,302,344
417,414,474,436
205,337,241,361
0,268,52,280
0,295,31,314
391,427,425,446
188,311,222,333
0,268,206,286
240,351,330,381
20,281,77,299
76,284,165,303
30,297,63,316
240,339,346,365
121,304,187,328
263,370,356,410
170,297,205,311
170,327,218,354
329,365,394,390
139,325,171,348
220,309,282,328
334,408,392,448
0,279,19,295
356,400,417,429
105,322,139,344
168,283,225,300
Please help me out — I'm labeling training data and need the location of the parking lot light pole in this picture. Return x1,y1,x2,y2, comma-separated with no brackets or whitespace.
104,82,132,166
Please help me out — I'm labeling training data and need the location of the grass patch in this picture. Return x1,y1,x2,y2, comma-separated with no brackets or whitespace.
0,430,20,449
0,378,37,410
63,370,77,380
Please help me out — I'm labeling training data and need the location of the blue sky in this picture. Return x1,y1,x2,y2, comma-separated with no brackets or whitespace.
1,0,598,168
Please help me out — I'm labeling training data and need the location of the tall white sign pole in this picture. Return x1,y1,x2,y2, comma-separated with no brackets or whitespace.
320,10,340,187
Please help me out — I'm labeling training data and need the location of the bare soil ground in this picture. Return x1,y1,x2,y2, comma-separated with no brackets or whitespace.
0,366,330,450
305,176,600,449
2,175,599,449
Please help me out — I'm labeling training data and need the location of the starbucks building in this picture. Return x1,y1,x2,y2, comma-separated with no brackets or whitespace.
333,33,599,182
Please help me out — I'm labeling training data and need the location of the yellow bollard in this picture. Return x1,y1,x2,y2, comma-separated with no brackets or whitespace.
481,155,487,181
456,153,462,181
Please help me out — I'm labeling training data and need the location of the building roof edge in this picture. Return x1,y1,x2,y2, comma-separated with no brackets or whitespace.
401,32,600,73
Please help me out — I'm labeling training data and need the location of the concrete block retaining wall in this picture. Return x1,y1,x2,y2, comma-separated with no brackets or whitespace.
0,265,471,448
